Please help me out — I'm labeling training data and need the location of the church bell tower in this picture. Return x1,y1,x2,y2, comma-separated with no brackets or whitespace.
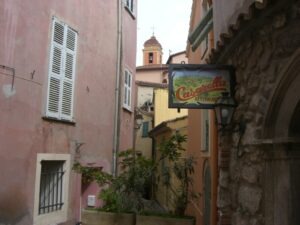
143,35,163,66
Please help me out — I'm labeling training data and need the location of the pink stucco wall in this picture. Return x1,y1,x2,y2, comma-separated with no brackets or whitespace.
120,5,138,151
0,0,136,224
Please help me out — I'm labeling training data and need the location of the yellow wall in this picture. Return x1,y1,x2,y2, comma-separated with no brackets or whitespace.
152,117,188,212
154,89,188,126
135,113,153,159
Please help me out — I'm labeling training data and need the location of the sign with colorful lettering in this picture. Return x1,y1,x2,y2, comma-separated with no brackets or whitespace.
168,64,235,109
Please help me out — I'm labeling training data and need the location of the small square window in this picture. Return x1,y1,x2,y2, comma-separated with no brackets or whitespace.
34,153,70,225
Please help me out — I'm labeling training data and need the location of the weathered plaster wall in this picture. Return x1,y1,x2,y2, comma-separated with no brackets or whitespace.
136,68,166,84
137,86,154,108
167,52,188,64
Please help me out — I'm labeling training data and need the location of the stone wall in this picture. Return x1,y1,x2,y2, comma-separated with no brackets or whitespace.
214,1,300,224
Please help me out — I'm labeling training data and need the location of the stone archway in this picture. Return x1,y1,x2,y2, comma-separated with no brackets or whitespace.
264,49,300,141
211,2,300,224
263,50,300,225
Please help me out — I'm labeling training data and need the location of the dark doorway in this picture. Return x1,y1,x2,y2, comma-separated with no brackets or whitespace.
204,165,211,225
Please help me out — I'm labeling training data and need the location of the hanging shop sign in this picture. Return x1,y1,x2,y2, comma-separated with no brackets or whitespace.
168,64,235,109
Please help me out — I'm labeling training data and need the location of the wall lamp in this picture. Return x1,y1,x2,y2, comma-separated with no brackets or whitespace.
134,111,143,130
214,92,237,129
214,92,246,157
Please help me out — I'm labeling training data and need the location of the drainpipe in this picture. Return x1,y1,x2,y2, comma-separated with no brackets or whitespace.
112,0,122,177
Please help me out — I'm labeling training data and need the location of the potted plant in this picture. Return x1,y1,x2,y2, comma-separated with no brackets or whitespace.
73,149,155,225
74,133,196,225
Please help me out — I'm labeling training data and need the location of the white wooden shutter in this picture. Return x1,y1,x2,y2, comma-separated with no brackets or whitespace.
127,72,131,108
46,19,64,119
123,70,132,110
61,28,77,120
126,0,134,13
124,71,128,106
130,0,134,12
201,110,210,151
46,18,77,121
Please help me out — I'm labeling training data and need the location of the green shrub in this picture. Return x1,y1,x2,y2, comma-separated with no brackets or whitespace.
73,132,197,216
157,132,198,216
73,149,155,213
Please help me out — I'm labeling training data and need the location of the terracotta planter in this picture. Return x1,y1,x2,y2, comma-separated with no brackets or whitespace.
136,214,195,225
81,210,135,225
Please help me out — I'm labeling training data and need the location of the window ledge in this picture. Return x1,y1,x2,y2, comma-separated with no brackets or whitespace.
125,6,136,19
122,106,133,113
42,116,76,126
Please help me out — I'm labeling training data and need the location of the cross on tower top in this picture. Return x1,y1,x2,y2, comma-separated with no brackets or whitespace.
151,26,155,36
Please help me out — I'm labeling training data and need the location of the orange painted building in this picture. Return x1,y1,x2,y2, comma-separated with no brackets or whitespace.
185,1,218,225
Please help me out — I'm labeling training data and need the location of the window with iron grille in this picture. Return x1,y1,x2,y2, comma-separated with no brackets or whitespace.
39,160,65,215
46,17,78,121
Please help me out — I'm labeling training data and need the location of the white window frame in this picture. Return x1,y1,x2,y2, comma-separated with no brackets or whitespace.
201,110,210,152
33,153,71,225
46,17,78,122
123,69,132,110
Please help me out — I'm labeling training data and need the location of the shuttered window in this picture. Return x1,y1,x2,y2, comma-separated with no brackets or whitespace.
123,70,132,110
201,0,210,58
126,0,134,13
142,122,149,137
201,110,210,152
46,18,77,121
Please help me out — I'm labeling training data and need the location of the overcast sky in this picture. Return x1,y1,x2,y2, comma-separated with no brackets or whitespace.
136,0,193,66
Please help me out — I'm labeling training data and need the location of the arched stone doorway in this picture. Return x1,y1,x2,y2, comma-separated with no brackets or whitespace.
263,51,300,225
210,2,300,224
